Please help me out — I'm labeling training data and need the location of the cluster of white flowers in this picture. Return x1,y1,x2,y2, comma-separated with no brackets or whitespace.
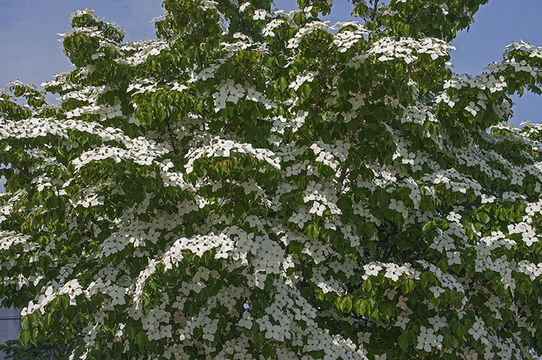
71,145,153,169
348,92,366,111
357,166,395,191
184,136,280,173
40,72,71,91
288,207,312,230
252,9,267,21
116,40,169,66
309,139,350,172
416,325,444,352
97,211,176,259
389,128,439,172
393,295,412,330
212,335,254,359
61,85,106,103
332,23,370,53
269,113,308,144
422,168,483,196
289,70,317,91
279,227,334,265
221,36,268,54
58,26,103,40
444,73,507,94
453,145,508,181
0,191,22,224
199,0,217,11
212,79,275,112
70,192,104,209
312,267,347,295
247,233,285,288
0,118,69,140
525,199,542,217
187,60,225,83
84,268,127,307
436,91,457,108
303,181,342,217
505,40,542,59
271,280,368,359
369,37,453,63
67,103,123,121
68,8,96,19
429,221,467,254
417,260,465,296
362,262,420,282
22,279,83,316
502,58,539,77
468,315,488,342
516,260,542,281
282,160,314,178
400,103,437,125
474,231,517,289
0,118,170,162
388,198,409,220
127,79,161,95
142,307,172,341
0,230,35,252
507,222,538,246
74,310,106,360
262,18,284,37
2,5,542,360
287,21,330,50
157,164,194,192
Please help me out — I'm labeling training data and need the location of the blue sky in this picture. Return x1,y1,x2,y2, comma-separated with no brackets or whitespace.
0,0,541,126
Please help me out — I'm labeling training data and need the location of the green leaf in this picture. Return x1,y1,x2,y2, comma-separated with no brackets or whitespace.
362,279,373,293
479,211,490,224
19,329,30,348
262,343,276,358
520,281,532,296
443,333,459,349
251,330,265,348
358,222,375,239
398,332,410,351
420,272,432,290
340,296,353,313
401,279,415,295
135,332,148,349
354,299,368,316
276,77,288,93
305,223,320,240
233,203,244,218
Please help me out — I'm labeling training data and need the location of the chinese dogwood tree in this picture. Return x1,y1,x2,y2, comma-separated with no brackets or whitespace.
1,0,541,359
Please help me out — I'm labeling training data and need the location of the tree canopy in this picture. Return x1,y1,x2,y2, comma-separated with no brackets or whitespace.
1,0,542,359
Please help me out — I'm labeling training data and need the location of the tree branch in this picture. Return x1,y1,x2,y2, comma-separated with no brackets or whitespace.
371,0,380,21
12,163,32,182
228,172,235,203
188,21,204,70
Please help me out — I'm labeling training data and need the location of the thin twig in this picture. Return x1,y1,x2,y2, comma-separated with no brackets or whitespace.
188,21,204,70
371,0,379,21
12,163,32,181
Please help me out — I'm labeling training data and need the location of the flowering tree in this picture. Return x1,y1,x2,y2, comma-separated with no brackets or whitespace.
1,0,541,359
